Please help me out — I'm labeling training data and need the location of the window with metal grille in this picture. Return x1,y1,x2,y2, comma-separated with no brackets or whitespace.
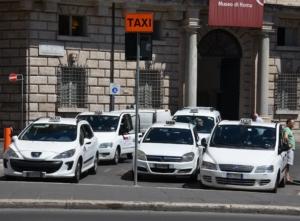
57,65,88,108
139,70,163,108
275,72,300,112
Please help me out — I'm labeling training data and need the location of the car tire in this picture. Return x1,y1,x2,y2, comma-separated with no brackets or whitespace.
127,153,133,159
113,148,120,165
271,173,280,193
72,160,82,183
189,160,200,181
90,153,99,175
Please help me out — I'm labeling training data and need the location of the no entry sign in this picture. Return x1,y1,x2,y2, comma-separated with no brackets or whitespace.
9,73,18,82
125,13,153,33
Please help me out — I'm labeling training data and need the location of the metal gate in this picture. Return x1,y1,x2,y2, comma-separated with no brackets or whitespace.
57,65,88,108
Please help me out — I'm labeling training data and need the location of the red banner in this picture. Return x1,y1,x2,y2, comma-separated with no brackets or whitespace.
209,0,264,28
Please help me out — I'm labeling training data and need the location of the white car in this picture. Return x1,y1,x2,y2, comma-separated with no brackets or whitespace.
137,121,203,180
76,111,135,164
173,107,221,142
200,119,289,192
3,117,99,183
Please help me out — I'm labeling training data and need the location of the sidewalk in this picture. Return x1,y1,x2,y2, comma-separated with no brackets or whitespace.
0,179,299,215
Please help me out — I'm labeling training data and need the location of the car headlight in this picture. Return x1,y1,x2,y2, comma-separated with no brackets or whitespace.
255,165,274,173
6,148,19,159
137,149,147,161
53,149,76,159
202,161,217,170
99,142,113,148
181,152,195,162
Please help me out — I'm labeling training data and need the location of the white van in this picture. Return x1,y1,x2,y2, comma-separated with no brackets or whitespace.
76,111,135,164
114,109,172,134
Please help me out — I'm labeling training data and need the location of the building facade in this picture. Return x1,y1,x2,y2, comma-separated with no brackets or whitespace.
0,0,300,133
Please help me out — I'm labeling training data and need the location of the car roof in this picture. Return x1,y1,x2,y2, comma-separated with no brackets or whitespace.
149,122,194,130
77,111,121,117
174,107,220,118
218,120,277,128
33,117,78,125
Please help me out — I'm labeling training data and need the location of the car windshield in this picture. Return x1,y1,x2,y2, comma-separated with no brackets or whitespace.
143,127,194,145
210,125,276,150
173,115,215,133
77,115,119,132
19,124,77,142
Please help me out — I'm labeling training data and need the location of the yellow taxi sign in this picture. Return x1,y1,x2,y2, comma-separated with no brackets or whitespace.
125,13,153,33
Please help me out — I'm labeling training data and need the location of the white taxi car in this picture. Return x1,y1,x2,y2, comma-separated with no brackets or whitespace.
173,107,221,142
137,121,203,180
200,119,289,192
3,117,99,183
76,111,135,164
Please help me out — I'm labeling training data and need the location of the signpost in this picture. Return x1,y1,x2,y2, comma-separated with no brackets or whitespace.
125,12,153,186
8,72,24,129
109,83,121,95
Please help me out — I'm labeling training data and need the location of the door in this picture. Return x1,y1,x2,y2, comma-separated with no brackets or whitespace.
82,124,97,167
119,114,135,153
217,58,240,120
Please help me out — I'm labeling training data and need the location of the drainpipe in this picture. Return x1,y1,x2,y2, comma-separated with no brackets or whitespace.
109,2,115,111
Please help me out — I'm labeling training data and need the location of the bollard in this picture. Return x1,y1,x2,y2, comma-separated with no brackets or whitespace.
3,127,12,152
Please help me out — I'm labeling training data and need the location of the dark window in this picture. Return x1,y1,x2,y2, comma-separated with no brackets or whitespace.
82,124,94,139
59,15,86,36
152,21,162,40
125,33,152,60
77,115,120,132
80,127,85,145
277,27,299,46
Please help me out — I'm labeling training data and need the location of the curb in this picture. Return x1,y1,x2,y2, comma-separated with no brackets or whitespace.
0,199,299,215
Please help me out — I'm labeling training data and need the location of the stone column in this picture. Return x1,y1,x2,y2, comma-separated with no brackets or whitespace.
257,29,270,117
184,10,200,107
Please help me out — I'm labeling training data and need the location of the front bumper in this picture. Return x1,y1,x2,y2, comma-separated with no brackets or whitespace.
137,159,197,176
98,148,115,160
3,158,76,178
200,169,277,191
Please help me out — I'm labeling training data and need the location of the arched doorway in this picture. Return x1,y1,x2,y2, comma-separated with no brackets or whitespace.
198,29,242,120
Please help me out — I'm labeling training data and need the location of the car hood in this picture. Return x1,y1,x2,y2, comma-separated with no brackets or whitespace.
205,147,276,166
12,139,77,160
139,143,195,157
94,132,117,143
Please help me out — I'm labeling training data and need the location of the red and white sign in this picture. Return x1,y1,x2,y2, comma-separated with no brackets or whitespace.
209,0,264,28
8,73,18,82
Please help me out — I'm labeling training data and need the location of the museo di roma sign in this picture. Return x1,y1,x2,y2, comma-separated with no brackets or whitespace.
209,0,264,28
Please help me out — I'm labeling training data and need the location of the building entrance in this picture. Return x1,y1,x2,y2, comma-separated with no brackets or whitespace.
198,29,242,120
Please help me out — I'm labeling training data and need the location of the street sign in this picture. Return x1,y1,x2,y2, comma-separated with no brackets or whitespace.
125,13,154,33
9,73,18,82
109,83,121,95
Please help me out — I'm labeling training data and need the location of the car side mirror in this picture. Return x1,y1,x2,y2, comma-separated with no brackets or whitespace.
84,138,92,145
12,135,18,142
201,138,207,148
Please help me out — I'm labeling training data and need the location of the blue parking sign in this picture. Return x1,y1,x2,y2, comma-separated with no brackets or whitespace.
110,83,121,95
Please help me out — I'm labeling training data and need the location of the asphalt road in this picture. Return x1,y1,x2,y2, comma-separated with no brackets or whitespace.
0,209,300,221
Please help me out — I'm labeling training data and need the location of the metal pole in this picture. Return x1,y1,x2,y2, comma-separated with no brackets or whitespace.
134,32,140,186
21,74,24,130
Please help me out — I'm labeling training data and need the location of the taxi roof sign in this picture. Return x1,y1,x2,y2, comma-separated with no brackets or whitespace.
125,13,153,33
240,118,252,125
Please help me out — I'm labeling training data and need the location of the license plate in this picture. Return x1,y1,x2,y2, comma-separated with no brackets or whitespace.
226,173,243,179
23,171,45,178
154,164,169,169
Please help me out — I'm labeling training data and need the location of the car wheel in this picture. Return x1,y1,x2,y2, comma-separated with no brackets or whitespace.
271,173,280,193
72,160,82,183
190,160,200,181
113,148,120,165
90,153,99,175
127,153,133,159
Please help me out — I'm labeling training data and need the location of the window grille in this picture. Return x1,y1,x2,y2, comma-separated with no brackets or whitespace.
57,65,88,108
139,70,163,108
275,72,300,111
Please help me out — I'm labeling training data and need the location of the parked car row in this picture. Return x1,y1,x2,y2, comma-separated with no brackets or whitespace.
2,107,290,193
